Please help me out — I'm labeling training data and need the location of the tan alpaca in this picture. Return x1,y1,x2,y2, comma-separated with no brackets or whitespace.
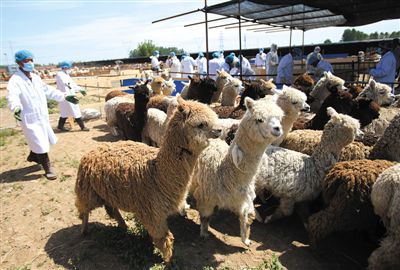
221,78,244,106
211,70,233,102
191,97,284,245
150,76,166,96
75,97,220,264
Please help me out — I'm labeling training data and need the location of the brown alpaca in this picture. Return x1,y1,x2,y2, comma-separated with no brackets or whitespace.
75,97,220,264
151,76,166,96
105,90,128,102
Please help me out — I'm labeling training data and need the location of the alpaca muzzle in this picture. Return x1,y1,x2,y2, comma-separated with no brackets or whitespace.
210,129,222,138
301,103,311,112
271,126,282,137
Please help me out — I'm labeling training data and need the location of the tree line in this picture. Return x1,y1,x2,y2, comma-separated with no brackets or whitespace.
129,40,184,58
341,29,400,42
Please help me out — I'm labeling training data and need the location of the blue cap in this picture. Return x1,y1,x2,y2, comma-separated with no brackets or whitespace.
198,52,204,57
169,52,176,57
212,52,220,58
229,52,235,57
153,50,159,56
59,61,72,69
259,48,264,52
15,50,34,62
225,55,234,64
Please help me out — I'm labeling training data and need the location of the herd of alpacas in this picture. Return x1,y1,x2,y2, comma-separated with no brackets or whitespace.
75,70,399,268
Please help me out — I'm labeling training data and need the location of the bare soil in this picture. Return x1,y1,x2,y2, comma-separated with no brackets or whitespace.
1,86,376,270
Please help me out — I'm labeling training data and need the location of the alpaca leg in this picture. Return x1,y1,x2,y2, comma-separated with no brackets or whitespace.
307,206,341,246
198,205,214,238
104,204,128,230
178,192,191,217
264,198,294,224
148,221,175,264
80,212,89,236
239,209,256,246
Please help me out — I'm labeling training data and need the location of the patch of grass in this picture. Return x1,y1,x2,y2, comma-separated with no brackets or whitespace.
59,174,71,182
9,265,31,270
242,254,283,270
0,96,7,108
11,183,24,192
0,128,19,147
47,100,59,114
66,158,80,169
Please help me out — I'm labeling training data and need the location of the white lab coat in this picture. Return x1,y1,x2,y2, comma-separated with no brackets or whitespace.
196,57,207,75
265,51,279,80
150,56,160,69
166,56,181,78
181,56,197,78
370,51,396,87
255,52,266,67
7,69,66,154
276,53,294,85
208,58,222,80
56,71,82,118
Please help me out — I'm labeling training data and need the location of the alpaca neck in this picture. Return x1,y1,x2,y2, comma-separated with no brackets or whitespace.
228,125,274,181
273,110,298,145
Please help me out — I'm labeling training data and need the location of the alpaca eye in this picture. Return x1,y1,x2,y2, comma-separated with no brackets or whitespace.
198,123,205,129
291,101,298,105
256,119,264,123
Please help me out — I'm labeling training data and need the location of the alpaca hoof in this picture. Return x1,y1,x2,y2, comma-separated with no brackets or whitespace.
264,215,272,224
255,210,263,223
243,238,251,246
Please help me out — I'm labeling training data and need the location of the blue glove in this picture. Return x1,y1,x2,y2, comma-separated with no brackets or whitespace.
14,107,22,121
65,95,79,104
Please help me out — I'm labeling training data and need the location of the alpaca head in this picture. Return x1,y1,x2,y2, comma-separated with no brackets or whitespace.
132,80,151,104
310,72,346,99
166,96,221,154
151,77,166,95
357,79,395,106
322,107,361,149
292,73,315,95
276,85,310,116
227,78,244,94
162,79,176,96
259,79,276,96
216,70,232,84
239,97,284,144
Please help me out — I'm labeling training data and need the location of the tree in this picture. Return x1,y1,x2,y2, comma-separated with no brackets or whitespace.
129,40,185,58
323,39,332,44
341,28,400,42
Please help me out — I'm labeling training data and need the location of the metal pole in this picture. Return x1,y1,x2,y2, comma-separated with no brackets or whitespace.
152,9,201,24
205,0,210,76
302,30,305,69
238,0,242,81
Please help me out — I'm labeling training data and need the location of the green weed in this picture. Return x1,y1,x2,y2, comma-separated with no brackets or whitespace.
0,128,19,146
0,96,7,108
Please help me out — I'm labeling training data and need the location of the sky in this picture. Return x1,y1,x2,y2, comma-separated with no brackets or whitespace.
1,0,399,65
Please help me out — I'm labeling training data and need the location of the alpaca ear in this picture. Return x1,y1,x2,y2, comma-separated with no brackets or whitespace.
369,78,376,89
144,79,151,85
177,96,190,117
268,78,274,83
244,97,255,112
282,85,289,92
216,70,221,75
259,79,266,84
188,75,193,81
323,72,329,79
327,107,338,118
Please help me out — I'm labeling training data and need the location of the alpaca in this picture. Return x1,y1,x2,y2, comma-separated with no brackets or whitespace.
357,79,395,106
191,97,284,245
142,98,179,147
221,78,244,106
105,90,128,102
178,81,190,99
307,160,396,246
309,71,347,112
272,85,310,145
292,73,315,98
105,95,134,136
369,113,400,162
147,95,176,113
75,97,221,264
281,129,372,161
115,82,150,141
213,79,276,119
150,77,166,96
211,70,233,103
162,78,176,96
255,108,361,224
369,164,400,270
186,76,218,104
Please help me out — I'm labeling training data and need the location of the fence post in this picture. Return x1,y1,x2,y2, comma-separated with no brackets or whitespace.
97,80,100,102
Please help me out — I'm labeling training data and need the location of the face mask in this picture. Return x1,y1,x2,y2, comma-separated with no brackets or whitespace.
22,62,34,72
65,69,72,74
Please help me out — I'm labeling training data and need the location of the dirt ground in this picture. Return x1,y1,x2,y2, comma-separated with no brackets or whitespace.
0,81,377,270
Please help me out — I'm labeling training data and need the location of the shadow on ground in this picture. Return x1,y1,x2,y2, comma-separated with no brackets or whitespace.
0,164,42,183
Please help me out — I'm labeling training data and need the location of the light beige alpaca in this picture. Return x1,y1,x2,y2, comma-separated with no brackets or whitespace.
211,70,233,102
309,71,346,112
75,97,220,264
255,108,361,224
221,78,244,106
191,97,284,245
151,76,166,96
273,85,310,146
104,95,134,136
162,78,176,96
369,164,400,270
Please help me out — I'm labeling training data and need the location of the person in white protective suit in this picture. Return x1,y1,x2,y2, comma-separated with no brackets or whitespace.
208,52,223,80
180,52,197,78
255,48,266,68
196,52,207,76
150,50,161,75
308,54,334,80
276,48,301,85
306,46,323,74
265,43,279,80
7,50,79,180
369,40,397,91
166,51,181,78
56,61,89,132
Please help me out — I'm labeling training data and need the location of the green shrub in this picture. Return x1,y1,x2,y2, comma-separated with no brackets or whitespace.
0,128,19,146
0,96,7,108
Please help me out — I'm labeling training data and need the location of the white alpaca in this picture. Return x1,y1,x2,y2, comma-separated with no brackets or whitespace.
211,70,233,103
191,97,284,245
179,81,191,99
273,85,310,145
221,78,244,106
105,95,134,136
255,108,361,224
162,78,176,96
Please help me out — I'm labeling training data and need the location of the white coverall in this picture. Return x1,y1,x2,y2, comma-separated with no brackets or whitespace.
56,70,82,118
166,56,182,78
208,58,223,80
181,56,197,78
255,52,266,67
196,57,207,75
7,69,66,153
276,53,294,85
265,51,279,80
370,51,397,88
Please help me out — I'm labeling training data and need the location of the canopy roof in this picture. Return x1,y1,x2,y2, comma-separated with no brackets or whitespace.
204,0,400,30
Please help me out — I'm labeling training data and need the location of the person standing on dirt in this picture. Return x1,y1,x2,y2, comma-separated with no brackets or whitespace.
6,50,79,180
56,61,89,132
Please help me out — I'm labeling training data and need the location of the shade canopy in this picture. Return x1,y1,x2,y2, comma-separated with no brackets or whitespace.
204,0,400,30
